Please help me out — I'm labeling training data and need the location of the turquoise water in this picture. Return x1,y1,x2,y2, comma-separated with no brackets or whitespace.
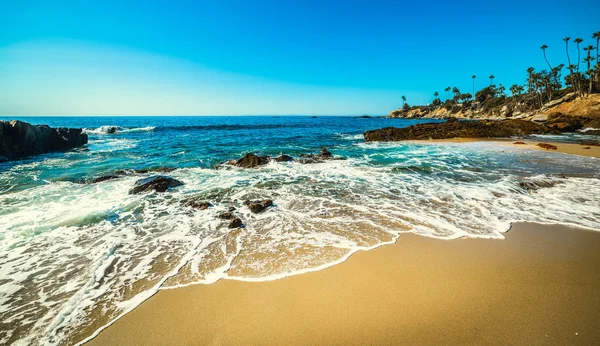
1,116,600,345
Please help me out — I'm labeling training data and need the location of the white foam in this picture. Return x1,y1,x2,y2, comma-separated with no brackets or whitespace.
83,126,155,134
1,143,600,345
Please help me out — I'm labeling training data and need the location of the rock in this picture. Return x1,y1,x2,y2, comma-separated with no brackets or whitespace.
217,210,243,228
532,114,549,122
0,120,88,161
583,147,591,149
128,175,184,194
446,117,459,123
364,119,557,142
105,126,118,134
519,179,558,191
90,175,122,183
549,122,583,132
228,207,236,212
244,199,273,213
537,143,557,150
298,147,344,163
273,154,294,162
182,199,212,210
513,141,526,145
228,217,243,228
319,147,332,158
230,153,270,168
134,167,176,174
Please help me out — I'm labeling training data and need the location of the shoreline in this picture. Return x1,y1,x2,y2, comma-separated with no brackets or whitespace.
406,138,600,159
87,222,600,345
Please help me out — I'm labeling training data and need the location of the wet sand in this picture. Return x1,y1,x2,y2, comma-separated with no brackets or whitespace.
503,139,600,158
414,138,600,159
87,223,600,345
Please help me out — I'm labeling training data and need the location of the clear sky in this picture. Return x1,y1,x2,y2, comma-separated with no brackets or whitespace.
0,0,598,115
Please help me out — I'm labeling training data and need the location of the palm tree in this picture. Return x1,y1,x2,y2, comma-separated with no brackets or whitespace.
584,45,596,94
401,95,406,108
593,31,600,66
489,75,495,86
564,37,573,87
444,86,451,100
471,75,476,98
434,91,439,99
526,67,535,94
575,38,583,94
540,45,552,71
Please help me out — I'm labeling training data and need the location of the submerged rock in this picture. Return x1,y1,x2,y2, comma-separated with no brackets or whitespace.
228,217,243,228
90,175,122,184
273,154,294,162
0,120,88,162
518,179,559,192
218,210,243,228
182,199,212,210
128,175,184,194
537,143,557,150
230,153,270,168
298,147,345,163
244,199,273,213
513,141,527,145
364,119,557,141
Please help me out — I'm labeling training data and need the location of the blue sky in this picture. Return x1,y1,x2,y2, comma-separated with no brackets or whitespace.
0,0,598,115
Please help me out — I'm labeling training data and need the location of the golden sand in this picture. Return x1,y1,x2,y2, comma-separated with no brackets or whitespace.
411,138,600,159
503,139,600,158
87,223,600,345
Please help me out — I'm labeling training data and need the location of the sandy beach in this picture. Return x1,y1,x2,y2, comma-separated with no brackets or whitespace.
412,138,600,159
87,223,600,345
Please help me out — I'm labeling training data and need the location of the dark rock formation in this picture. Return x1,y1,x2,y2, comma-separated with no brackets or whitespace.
364,119,558,142
218,210,243,228
182,199,212,210
518,179,559,191
273,155,294,162
545,113,600,131
298,147,345,163
537,143,557,150
229,153,270,168
513,141,526,145
134,167,177,174
244,199,273,213
90,175,122,184
228,217,243,228
105,126,118,134
128,175,184,194
0,120,88,162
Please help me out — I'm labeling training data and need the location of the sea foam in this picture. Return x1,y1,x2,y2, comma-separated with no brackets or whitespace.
1,141,599,345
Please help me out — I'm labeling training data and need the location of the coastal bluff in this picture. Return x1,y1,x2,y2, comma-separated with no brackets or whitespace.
0,120,88,162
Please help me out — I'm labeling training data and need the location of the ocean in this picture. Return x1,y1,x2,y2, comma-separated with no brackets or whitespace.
1,116,600,345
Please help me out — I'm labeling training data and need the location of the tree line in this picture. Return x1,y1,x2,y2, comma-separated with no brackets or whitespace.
400,30,599,111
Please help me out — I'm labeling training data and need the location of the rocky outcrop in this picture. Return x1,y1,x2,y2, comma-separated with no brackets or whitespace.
537,143,557,150
222,149,343,168
273,155,294,162
218,211,242,228
227,153,270,168
298,147,345,163
0,120,88,162
544,113,600,132
128,175,184,194
182,199,212,210
364,119,557,141
244,199,273,213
